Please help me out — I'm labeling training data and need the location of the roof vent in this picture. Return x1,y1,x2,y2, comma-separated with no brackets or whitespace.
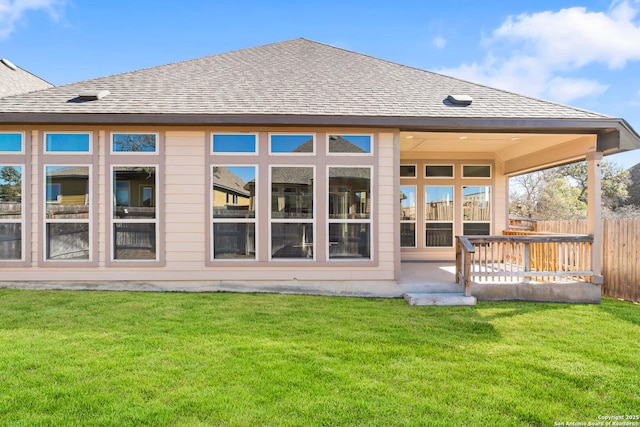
1,58,18,71
78,90,111,101
446,94,473,106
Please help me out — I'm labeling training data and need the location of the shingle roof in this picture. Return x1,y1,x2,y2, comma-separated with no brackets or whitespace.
0,59,53,98
0,39,611,121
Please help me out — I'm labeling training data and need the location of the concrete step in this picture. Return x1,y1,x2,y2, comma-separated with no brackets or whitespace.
403,292,477,306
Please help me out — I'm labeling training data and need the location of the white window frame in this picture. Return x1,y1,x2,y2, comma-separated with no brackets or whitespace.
211,164,258,261
269,133,316,156
424,185,455,248
212,133,259,155
268,164,316,261
44,132,92,154
327,165,373,261
110,132,159,155
462,164,492,179
400,164,417,179
425,164,455,179
43,164,92,262
0,164,25,262
400,184,417,248
326,134,374,156
110,164,159,262
462,185,492,236
0,132,25,154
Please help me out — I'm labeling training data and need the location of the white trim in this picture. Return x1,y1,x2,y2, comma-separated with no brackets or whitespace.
461,184,492,235
424,184,455,248
110,132,159,155
0,163,25,261
269,133,316,156
462,164,492,179
326,133,374,156
0,131,25,154
425,164,455,179
43,131,92,154
268,164,316,261
211,132,259,155
399,184,417,248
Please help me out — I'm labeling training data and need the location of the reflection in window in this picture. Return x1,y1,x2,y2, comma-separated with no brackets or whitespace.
212,166,256,260
0,133,22,152
463,186,491,235
112,166,157,260
400,185,416,247
45,165,90,260
328,167,371,259
45,133,90,153
426,223,453,247
213,134,257,153
328,135,371,154
270,134,314,154
270,166,314,259
400,165,416,178
0,165,22,260
426,165,454,178
463,165,491,178
425,186,453,247
112,133,157,153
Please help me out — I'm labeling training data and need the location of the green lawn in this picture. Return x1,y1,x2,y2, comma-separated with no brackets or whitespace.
0,290,638,426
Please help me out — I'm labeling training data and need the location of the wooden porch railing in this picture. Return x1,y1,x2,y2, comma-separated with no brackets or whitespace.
456,234,594,296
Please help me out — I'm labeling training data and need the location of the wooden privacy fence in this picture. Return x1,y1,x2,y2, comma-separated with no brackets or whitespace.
456,235,594,297
538,218,640,303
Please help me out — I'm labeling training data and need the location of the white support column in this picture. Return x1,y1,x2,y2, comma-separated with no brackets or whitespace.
586,151,603,283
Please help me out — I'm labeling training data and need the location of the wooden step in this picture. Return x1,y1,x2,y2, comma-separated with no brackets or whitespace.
403,292,477,306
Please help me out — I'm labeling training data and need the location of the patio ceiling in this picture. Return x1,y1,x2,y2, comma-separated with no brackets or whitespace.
400,131,597,175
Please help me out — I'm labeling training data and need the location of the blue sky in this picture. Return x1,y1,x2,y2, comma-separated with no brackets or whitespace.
2,0,640,168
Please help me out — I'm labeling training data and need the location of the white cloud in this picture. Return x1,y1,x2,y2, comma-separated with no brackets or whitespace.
432,36,446,49
438,0,640,103
0,0,65,40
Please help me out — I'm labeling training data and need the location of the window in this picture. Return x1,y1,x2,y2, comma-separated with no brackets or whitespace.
0,133,23,153
328,167,371,259
400,185,416,248
212,166,256,260
45,133,91,153
112,166,157,260
0,165,23,260
463,186,491,235
426,165,454,178
112,133,157,153
212,134,257,154
463,165,491,178
425,186,454,247
45,166,90,260
270,166,314,259
328,134,372,154
270,134,314,154
400,164,416,178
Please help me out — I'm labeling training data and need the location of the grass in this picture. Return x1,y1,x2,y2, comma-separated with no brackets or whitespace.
0,290,638,426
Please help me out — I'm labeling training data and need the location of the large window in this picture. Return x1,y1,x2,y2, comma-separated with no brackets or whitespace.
270,166,314,259
400,185,416,248
45,166,91,260
112,133,157,153
463,186,491,235
112,166,157,260
0,165,23,260
211,166,256,259
425,186,454,247
328,167,371,259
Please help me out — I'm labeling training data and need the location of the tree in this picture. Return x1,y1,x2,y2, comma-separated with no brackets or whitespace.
0,166,21,203
509,160,630,220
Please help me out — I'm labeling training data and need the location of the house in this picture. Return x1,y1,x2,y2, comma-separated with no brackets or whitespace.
1,38,639,301
0,58,52,99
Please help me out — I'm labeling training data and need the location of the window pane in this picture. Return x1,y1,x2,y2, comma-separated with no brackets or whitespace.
270,135,313,153
400,223,416,248
463,165,491,178
114,223,156,260
463,223,490,235
400,165,416,178
113,134,157,152
329,223,370,259
46,166,89,218
0,223,21,260
45,133,90,153
0,133,22,152
0,166,22,218
328,135,371,153
425,186,453,221
46,223,89,260
271,223,313,258
113,167,156,219
426,222,453,247
463,186,491,221
213,134,256,153
271,167,313,219
213,223,255,259
329,167,370,219
426,165,453,178
212,166,256,218
400,185,416,221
